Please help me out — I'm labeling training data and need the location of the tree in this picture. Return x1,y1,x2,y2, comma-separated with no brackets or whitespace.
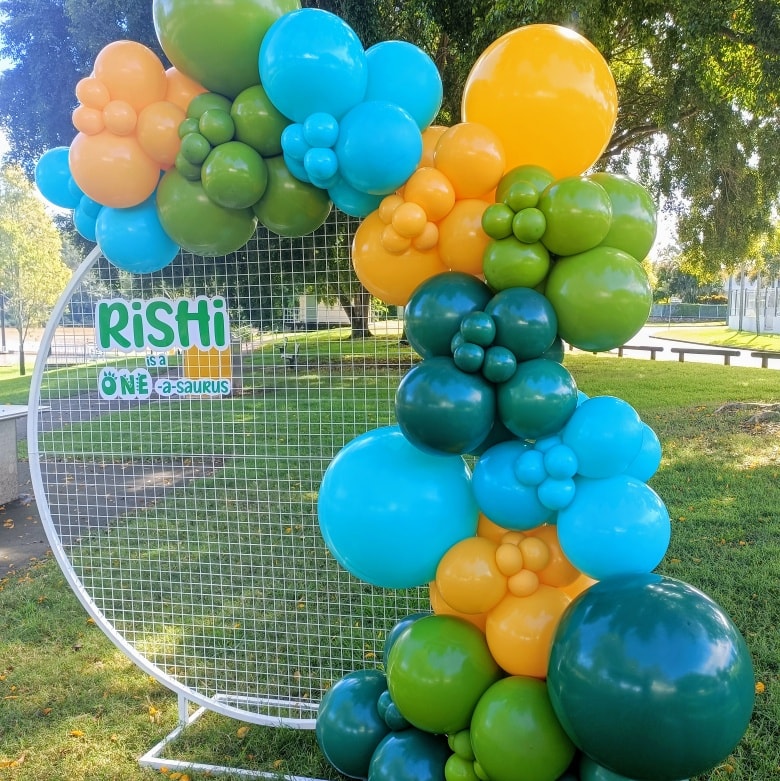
0,165,72,374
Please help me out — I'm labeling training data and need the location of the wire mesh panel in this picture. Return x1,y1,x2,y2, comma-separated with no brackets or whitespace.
29,210,430,726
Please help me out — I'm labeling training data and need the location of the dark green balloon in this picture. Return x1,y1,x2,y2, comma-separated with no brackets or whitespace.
484,287,557,361
483,237,551,291
395,357,496,455
460,311,496,347
497,358,578,440
404,272,493,359
453,342,485,373
496,165,555,204
369,730,451,781
538,177,612,257
541,336,565,364
548,574,755,781
231,84,290,157
156,168,257,256
580,756,669,781
315,669,390,779
201,141,268,209
383,612,431,667
545,246,652,352
482,346,517,384
252,155,332,237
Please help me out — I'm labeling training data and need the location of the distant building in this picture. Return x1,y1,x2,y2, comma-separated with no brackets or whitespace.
727,273,780,334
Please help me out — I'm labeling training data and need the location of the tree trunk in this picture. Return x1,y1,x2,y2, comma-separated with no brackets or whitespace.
16,325,25,376
738,271,745,331
338,286,373,339
756,272,762,336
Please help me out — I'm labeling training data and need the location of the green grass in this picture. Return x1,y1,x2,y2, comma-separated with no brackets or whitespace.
2,348,780,780
651,324,780,351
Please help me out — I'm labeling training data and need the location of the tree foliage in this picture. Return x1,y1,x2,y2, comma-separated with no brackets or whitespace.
0,165,71,373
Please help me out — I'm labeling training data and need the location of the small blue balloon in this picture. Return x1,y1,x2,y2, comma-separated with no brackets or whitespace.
537,477,576,510
513,449,546,486
259,8,367,123
328,177,383,217
67,176,84,203
283,153,312,183
544,444,579,479
303,112,339,148
96,196,179,274
281,124,310,161
317,426,478,589
304,147,339,188
557,474,671,580
364,41,443,130
35,147,81,209
79,194,103,219
624,422,662,481
473,440,554,530
335,100,422,195
73,201,99,242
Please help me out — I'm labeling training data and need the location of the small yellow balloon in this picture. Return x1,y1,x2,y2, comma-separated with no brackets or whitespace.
518,536,550,572
392,201,428,238
507,569,540,598
404,167,456,222
495,542,524,576
436,537,507,615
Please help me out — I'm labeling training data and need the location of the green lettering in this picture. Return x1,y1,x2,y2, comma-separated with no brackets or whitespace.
176,298,211,348
146,300,175,349
96,302,131,350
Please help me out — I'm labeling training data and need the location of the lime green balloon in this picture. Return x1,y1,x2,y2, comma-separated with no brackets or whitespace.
496,165,555,204
199,109,236,145
186,92,233,120
545,245,652,351
178,116,200,137
446,755,481,781
386,615,502,735
156,168,258,256
512,208,546,243
481,203,515,240
587,172,658,260
231,84,290,157
470,677,575,781
252,155,331,237
179,132,212,165
153,0,301,99
504,181,539,212
538,177,612,256
483,238,550,290
201,141,268,209
174,152,202,181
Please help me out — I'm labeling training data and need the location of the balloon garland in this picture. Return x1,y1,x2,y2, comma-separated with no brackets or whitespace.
33,3,755,780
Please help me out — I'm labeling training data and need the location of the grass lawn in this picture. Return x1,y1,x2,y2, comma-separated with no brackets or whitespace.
650,323,780,352
1,341,779,780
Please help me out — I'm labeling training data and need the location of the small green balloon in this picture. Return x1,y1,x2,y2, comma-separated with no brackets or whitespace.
446,754,481,781
496,165,555,204
482,346,517,384
453,342,485,373
201,141,268,209
485,287,557,361
199,109,236,145
370,731,451,781
504,180,539,212
231,84,290,157
483,238,550,291
178,116,200,138
187,92,233,120
449,730,475,760
482,202,515,240
538,176,612,256
512,207,546,243
460,311,496,347
179,132,212,165
174,152,202,181
252,155,332,237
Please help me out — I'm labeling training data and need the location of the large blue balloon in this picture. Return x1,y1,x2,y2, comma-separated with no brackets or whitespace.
556,474,670,580
472,440,555,530
35,147,81,209
328,177,383,217
259,8,367,122
317,426,478,588
364,41,443,130
335,101,422,195
624,422,662,481
561,396,644,478
96,196,180,274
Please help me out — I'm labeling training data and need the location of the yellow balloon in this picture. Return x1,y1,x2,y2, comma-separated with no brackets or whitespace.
437,198,491,276
462,24,618,179
429,581,488,632
436,537,507,615
434,123,506,199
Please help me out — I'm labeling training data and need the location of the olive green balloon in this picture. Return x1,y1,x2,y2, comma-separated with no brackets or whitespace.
252,155,331,237
483,237,550,291
587,171,658,261
545,245,652,352
156,168,258,256
199,109,236,145
179,132,212,165
154,0,301,99
186,92,233,119
231,84,290,157
538,176,612,256
201,141,268,209
496,165,555,204
178,116,200,137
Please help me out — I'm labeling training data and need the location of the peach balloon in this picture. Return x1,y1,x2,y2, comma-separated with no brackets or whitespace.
165,67,207,113
75,77,110,109
137,101,186,169
69,131,160,208
462,24,618,179
72,105,104,136
435,537,506,615
352,211,448,305
437,198,491,275
420,124,448,167
433,123,505,199
93,40,167,111
103,100,137,136
485,586,571,677
403,167,456,222
429,581,488,633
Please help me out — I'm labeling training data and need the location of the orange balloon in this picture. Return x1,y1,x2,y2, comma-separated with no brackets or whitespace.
380,224,412,253
437,199,491,275
403,167,456,222
378,194,405,223
477,513,509,544
352,211,448,305
436,537,507,615
462,24,618,179
392,201,428,238
413,222,439,251
560,573,598,600
420,124,448,167
137,101,186,169
103,100,137,136
165,67,207,113
485,586,571,678
429,581,488,633
72,105,104,136
93,40,167,111
75,77,110,109
434,123,505,199
69,131,160,208
528,524,580,588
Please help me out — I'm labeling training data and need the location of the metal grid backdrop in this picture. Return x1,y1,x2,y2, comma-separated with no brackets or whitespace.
28,211,430,734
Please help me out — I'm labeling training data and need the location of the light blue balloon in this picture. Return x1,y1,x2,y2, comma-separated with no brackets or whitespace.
281,124,309,161
79,194,103,219
364,41,443,130
537,477,576,511
304,147,339,189
304,112,339,148
283,153,312,183
562,396,644,478
328,177,383,217
73,200,99,242
624,422,662,481
335,100,422,195
513,449,546,486
35,146,80,209
544,444,578,479
317,426,478,589
96,196,179,274
557,474,671,581
472,440,554,530
259,8,367,123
